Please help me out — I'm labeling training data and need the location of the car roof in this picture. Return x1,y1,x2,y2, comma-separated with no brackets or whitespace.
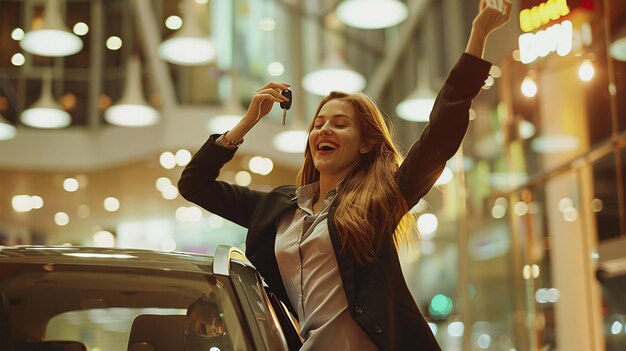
0,246,216,275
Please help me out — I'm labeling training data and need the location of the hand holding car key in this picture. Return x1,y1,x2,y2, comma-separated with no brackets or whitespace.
280,89,292,126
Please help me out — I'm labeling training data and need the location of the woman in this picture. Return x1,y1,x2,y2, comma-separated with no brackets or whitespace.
179,1,511,349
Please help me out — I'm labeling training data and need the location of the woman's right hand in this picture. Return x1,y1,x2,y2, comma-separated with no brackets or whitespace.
243,82,291,123
218,82,291,149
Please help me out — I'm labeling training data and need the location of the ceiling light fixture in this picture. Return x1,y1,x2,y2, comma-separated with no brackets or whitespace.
20,71,71,129
396,61,436,122
302,52,365,96
158,0,216,65
105,56,160,127
336,0,408,29
20,0,83,57
0,114,17,140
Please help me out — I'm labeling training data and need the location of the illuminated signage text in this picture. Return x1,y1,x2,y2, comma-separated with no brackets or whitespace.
520,0,571,32
518,20,573,64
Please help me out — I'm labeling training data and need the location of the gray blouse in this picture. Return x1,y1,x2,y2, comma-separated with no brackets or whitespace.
275,182,379,351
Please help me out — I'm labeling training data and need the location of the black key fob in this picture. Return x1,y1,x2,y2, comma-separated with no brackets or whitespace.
280,90,292,110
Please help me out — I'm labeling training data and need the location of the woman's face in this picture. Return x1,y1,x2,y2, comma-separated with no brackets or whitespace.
308,99,364,181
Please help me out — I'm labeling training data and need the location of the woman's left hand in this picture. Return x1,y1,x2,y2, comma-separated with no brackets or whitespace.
472,0,512,38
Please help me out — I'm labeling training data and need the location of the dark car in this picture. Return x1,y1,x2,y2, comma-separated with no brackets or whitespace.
0,245,302,351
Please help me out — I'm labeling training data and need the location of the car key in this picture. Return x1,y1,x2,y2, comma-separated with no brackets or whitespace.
280,89,292,126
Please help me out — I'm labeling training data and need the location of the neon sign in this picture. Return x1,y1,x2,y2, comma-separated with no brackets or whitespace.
518,20,573,64
520,0,570,32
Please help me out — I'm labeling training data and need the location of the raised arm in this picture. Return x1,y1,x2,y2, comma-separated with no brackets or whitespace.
178,82,292,227
396,0,511,205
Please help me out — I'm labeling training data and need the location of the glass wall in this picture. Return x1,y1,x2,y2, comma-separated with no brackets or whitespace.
426,0,626,349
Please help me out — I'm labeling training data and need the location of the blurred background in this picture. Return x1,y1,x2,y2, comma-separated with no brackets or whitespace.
0,0,625,349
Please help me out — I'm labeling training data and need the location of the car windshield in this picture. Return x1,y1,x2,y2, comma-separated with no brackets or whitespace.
0,261,252,351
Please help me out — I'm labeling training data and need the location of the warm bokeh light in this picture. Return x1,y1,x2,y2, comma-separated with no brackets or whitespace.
63,177,79,192
518,119,536,139
73,22,89,36
447,321,464,337
578,59,595,81
491,204,506,219
60,93,77,110
531,264,540,278
489,65,502,78
161,185,179,200
477,334,491,349
558,197,573,212
521,76,537,97
103,197,120,212
106,36,122,50
273,130,307,153
159,151,177,169
267,61,285,76
249,156,274,175
31,195,44,209
165,15,183,30
93,230,115,247
54,212,70,226
12,195,33,212
235,171,252,186
563,207,578,222
175,149,192,166
156,177,172,192
417,213,438,239
11,53,25,66
610,321,623,335
513,201,528,216
11,28,25,40
99,94,112,109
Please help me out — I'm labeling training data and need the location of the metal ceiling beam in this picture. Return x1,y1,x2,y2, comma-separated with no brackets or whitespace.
365,0,431,101
132,0,178,110
87,0,103,130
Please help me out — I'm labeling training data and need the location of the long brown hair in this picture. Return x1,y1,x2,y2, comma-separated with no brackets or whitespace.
297,92,417,264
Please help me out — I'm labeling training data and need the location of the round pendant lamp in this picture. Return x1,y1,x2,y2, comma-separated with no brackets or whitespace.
105,56,160,127
20,72,71,129
159,0,216,65
20,0,83,57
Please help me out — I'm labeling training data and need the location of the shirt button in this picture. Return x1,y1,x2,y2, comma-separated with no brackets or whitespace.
354,304,364,315
373,325,383,334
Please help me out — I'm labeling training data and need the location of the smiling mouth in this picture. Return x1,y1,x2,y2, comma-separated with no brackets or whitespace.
317,142,338,152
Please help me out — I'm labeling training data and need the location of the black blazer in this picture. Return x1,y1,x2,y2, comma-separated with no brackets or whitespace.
179,53,491,351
